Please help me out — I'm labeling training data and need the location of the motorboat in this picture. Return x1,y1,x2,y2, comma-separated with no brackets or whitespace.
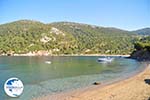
98,57,114,63
45,61,52,64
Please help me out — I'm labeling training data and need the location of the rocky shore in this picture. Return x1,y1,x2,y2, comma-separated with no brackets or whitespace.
130,49,150,61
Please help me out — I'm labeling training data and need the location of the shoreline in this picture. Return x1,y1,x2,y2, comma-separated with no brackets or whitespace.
0,54,130,57
33,64,150,100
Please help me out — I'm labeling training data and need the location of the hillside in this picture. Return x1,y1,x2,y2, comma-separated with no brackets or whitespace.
130,36,150,60
0,20,139,55
0,20,77,55
133,28,150,35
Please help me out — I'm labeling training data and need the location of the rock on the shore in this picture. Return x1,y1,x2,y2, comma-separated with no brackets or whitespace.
93,82,101,85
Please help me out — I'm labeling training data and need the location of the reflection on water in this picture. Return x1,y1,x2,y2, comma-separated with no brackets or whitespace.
0,56,146,100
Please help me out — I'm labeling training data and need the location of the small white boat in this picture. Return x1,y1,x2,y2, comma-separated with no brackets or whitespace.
45,61,52,64
98,57,114,63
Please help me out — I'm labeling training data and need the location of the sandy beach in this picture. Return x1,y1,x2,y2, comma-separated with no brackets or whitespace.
33,64,150,100
1,52,130,57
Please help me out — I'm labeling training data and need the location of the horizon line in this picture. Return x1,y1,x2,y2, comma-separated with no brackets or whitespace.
0,19,149,31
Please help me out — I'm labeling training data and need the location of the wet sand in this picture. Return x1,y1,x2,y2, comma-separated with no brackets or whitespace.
33,64,150,100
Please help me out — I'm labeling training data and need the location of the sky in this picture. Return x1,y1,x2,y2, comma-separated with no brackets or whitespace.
0,0,149,30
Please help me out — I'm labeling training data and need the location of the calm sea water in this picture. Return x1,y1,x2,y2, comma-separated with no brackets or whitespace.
0,56,146,100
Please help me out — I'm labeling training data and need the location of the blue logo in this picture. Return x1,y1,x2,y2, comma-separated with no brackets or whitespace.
4,77,24,97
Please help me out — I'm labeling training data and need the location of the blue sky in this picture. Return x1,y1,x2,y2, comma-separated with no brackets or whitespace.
0,0,149,30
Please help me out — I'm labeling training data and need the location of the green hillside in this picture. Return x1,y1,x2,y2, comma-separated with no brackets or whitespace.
51,22,138,54
0,20,139,55
130,36,150,60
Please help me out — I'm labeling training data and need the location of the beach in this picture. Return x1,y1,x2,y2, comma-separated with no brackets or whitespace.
33,64,150,100
1,53,130,57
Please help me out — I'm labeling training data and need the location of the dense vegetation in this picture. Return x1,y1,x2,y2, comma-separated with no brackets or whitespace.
134,36,150,51
0,20,143,55
130,36,150,60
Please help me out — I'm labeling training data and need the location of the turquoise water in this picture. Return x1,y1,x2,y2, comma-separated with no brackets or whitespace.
0,56,146,100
